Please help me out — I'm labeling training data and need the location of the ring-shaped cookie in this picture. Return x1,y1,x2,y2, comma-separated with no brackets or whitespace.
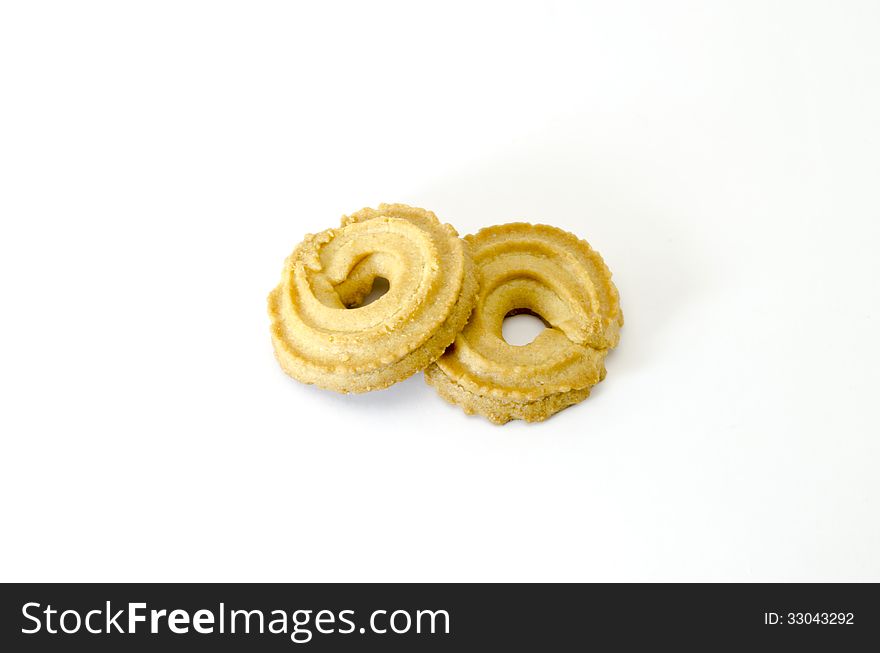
425,223,622,423
268,204,478,393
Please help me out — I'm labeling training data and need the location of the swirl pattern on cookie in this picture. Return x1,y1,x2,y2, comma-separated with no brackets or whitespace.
268,204,478,393
425,223,622,423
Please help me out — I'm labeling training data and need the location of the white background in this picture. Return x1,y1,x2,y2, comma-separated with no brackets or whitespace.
2,1,878,582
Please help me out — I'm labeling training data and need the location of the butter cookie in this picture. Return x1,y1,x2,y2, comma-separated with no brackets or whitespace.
425,223,622,423
269,204,478,393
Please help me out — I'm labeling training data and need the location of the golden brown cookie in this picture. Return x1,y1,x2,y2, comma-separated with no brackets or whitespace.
268,204,478,393
424,223,622,423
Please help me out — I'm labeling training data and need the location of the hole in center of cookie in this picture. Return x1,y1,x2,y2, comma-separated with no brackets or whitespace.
502,310,548,346
347,276,389,308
